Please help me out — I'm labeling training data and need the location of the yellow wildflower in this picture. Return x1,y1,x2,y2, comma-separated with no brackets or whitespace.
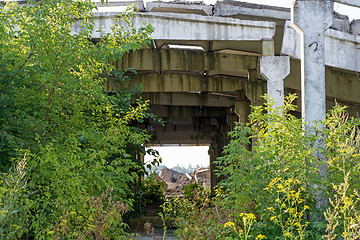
256,234,267,239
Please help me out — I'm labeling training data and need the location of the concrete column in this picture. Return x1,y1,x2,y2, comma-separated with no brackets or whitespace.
208,141,219,191
246,69,266,107
292,0,333,130
235,90,251,124
208,123,230,191
260,56,290,112
292,0,333,211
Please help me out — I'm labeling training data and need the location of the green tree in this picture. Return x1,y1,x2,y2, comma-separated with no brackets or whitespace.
0,0,156,238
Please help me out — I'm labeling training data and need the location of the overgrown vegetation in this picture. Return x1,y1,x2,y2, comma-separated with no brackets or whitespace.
161,95,360,239
0,0,159,238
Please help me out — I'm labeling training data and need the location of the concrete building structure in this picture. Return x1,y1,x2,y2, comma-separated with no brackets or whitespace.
72,0,360,189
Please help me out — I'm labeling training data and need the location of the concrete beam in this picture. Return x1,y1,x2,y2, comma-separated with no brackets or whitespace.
149,139,211,145
111,73,246,92
132,12,276,41
151,130,217,138
284,59,360,106
141,92,237,107
149,105,229,118
116,49,258,74
149,124,219,132
282,21,360,73
260,56,290,111
151,133,215,143
72,11,276,41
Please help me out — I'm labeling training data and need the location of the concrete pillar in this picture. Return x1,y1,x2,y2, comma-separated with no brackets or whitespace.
208,141,220,191
292,0,333,211
235,90,251,124
246,69,266,107
260,56,290,112
208,122,231,191
292,0,333,130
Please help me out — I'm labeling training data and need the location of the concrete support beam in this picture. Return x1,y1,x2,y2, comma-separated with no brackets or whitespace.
113,73,246,92
260,56,290,111
292,0,333,211
149,105,229,118
283,59,360,105
152,130,218,138
150,139,211,146
141,93,237,107
72,12,276,41
151,134,215,144
131,13,276,41
117,49,258,74
149,124,219,133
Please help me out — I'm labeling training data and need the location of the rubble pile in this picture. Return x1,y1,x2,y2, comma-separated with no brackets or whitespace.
159,167,190,192
158,167,210,192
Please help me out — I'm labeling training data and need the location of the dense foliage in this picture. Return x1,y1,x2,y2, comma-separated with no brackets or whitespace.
0,0,157,239
162,95,360,239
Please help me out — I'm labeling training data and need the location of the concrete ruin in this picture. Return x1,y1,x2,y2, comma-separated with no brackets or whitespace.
72,0,360,189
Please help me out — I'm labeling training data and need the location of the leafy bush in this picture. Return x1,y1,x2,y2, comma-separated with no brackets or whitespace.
0,0,157,238
131,173,167,218
183,182,204,199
